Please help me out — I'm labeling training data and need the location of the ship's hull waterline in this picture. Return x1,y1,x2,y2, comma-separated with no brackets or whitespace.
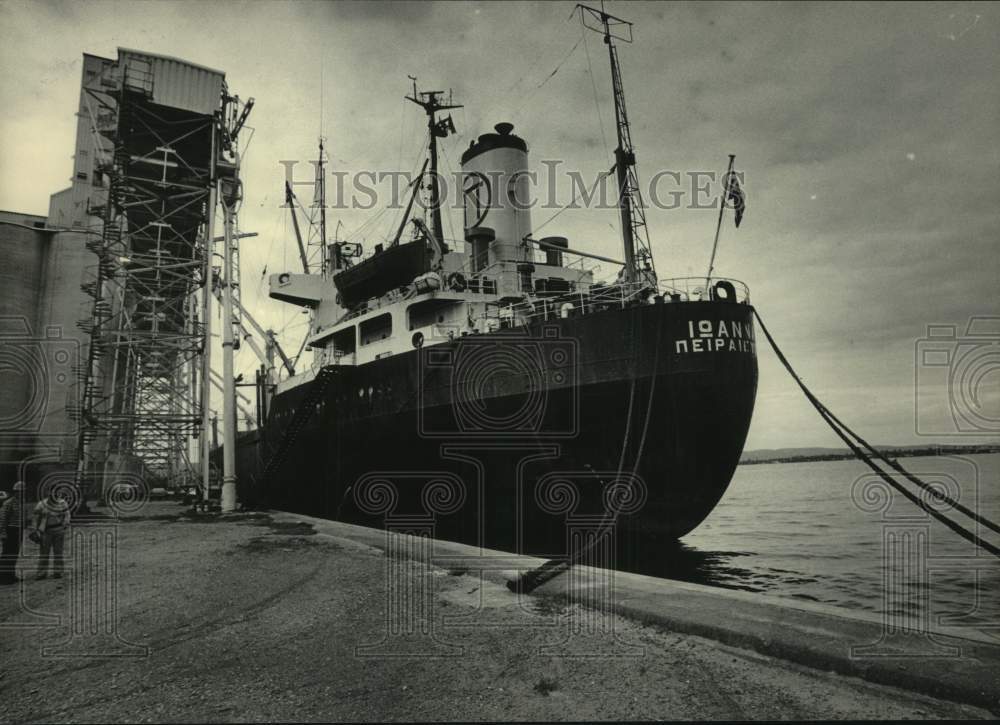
225,300,758,557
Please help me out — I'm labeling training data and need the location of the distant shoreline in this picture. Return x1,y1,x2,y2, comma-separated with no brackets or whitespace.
739,444,1000,465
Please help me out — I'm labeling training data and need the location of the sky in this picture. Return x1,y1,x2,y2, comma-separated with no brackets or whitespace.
0,0,997,450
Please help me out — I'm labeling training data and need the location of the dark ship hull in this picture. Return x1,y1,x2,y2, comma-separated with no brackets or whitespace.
227,299,757,557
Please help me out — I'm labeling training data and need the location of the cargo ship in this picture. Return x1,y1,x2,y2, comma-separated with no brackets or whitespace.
224,6,757,557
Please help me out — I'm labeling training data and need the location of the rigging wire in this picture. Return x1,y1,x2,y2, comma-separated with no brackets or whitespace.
452,106,468,147
355,138,429,245
258,207,283,289
582,27,611,161
534,33,584,91
396,135,435,243
280,192,289,337
438,141,460,246
275,317,309,337
487,45,547,119
528,162,617,239
396,95,407,175
478,10,579,130
344,201,391,245
238,125,256,165
290,326,310,370
509,33,584,126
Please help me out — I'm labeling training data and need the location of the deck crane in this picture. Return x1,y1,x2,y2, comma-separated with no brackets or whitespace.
390,158,430,247
211,286,296,378
284,181,311,274
410,217,447,271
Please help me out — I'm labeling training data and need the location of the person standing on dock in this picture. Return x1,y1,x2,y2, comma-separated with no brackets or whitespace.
0,481,27,585
33,489,70,579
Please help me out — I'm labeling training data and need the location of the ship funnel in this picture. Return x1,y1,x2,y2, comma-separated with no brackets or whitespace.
461,122,532,268
541,236,568,267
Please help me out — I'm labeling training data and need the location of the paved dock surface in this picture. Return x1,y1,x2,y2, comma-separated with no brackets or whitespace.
0,501,994,722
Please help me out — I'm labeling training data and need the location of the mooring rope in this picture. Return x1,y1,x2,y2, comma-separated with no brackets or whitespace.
509,299,658,593
753,308,1000,559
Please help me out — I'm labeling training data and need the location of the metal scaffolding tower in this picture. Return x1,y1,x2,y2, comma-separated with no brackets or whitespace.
73,50,250,500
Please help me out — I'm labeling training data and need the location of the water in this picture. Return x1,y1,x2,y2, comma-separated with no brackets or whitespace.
653,454,1000,635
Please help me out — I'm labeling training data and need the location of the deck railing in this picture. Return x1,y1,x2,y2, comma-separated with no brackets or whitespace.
330,272,751,341
659,277,751,304
485,276,751,328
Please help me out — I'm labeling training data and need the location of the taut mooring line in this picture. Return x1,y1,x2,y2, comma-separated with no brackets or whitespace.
753,308,1000,559
508,301,659,594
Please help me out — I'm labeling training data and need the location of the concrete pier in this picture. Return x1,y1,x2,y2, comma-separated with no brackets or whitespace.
0,501,996,722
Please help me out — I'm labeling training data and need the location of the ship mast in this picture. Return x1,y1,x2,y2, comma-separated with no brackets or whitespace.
317,137,328,274
577,3,657,287
406,76,461,248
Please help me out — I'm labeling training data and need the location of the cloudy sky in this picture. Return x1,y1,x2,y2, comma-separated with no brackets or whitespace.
1,0,997,449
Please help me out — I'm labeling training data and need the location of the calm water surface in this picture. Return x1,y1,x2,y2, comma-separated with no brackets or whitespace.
648,454,999,633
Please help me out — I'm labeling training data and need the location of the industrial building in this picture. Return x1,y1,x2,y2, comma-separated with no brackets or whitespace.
0,49,249,503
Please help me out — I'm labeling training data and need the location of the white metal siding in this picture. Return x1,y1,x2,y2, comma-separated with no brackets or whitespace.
118,49,224,116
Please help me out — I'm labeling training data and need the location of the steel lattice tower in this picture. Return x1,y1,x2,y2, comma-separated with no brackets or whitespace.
74,50,245,498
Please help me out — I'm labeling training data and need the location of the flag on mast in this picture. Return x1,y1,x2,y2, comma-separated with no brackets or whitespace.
724,170,746,228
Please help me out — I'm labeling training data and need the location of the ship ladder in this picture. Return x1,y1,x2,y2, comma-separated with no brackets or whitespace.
256,365,339,492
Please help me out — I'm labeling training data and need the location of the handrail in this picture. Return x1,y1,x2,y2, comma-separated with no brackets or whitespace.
659,276,751,304
483,276,751,328
329,274,750,337
334,269,503,326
